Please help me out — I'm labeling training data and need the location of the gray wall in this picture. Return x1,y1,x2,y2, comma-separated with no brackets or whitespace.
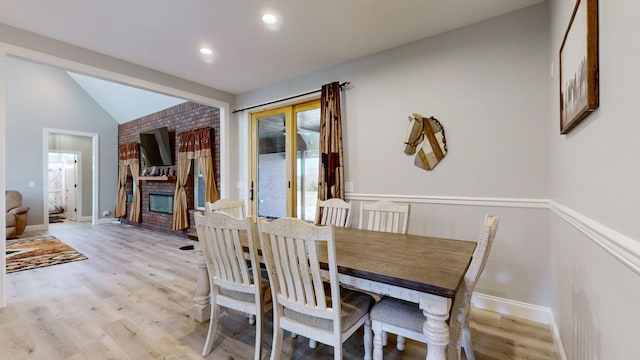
237,4,552,307
549,0,640,358
48,133,93,218
5,56,118,225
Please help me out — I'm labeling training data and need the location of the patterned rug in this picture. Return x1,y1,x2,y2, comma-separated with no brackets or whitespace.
5,235,88,273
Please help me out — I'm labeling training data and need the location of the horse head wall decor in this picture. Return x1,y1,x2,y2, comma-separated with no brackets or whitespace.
403,113,447,170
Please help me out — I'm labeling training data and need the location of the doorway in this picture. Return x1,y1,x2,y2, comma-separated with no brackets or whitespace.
45,130,96,224
250,100,321,221
48,152,80,223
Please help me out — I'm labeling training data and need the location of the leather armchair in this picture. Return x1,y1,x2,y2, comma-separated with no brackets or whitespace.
6,190,29,239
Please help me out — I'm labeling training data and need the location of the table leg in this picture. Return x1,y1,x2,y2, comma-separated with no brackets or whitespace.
194,244,211,322
420,295,451,360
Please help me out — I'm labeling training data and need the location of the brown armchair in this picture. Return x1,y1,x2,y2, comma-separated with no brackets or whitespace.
6,190,29,239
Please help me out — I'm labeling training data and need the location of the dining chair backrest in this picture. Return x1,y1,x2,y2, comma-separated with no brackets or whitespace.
316,198,352,227
465,214,499,292
205,198,246,219
195,211,265,359
257,217,374,359
358,200,410,234
258,218,340,333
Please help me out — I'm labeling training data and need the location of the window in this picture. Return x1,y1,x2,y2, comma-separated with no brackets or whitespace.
194,161,205,210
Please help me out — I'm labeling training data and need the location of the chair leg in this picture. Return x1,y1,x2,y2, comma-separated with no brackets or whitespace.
363,319,372,360
271,310,283,360
334,344,343,360
253,310,263,360
202,302,220,356
396,335,405,351
372,321,384,360
462,324,475,360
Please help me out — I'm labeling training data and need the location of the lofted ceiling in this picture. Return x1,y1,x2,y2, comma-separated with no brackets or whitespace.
0,0,542,96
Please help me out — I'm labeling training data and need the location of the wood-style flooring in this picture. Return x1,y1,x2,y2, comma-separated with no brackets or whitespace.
0,221,559,360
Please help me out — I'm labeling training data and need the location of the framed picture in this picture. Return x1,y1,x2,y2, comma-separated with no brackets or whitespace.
559,0,599,134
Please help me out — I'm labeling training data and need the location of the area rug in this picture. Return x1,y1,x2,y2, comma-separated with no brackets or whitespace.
5,235,88,273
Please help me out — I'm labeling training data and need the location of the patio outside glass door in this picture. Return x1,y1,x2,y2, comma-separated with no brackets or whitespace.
250,99,320,221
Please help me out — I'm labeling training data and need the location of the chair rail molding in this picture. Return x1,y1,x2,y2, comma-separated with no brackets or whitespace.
347,193,640,277
346,193,549,209
550,201,640,276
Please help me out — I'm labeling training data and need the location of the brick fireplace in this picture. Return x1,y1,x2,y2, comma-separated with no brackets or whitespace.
119,102,220,237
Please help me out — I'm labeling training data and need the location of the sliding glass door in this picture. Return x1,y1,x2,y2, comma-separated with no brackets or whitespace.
250,99,320,221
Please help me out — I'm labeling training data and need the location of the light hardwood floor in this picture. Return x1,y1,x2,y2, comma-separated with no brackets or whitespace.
1,221,559,360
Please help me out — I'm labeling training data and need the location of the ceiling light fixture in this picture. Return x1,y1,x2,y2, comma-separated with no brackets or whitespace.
199,47,213,55
262,13,277,24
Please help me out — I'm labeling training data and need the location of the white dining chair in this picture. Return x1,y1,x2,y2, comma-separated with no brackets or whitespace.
195,212,269,359
368,214,500,360
257,217,375,360
316,198,352,227
358,200,410,234
205,198,246,218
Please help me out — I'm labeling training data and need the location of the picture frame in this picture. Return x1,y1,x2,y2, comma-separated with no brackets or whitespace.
559,0,599,134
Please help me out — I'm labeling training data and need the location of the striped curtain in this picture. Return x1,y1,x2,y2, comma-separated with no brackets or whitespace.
317,81,345,204
172,127,218,231
127,144,141,222
115,143,141,221
115,145,129,218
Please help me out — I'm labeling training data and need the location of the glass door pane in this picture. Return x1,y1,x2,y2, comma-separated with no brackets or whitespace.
256,113,287,219
295,106,320,222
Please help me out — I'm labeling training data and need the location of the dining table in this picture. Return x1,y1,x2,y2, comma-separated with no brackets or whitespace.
191,225,477,360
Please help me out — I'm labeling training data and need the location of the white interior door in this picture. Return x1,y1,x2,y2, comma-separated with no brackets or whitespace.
63,155,78,221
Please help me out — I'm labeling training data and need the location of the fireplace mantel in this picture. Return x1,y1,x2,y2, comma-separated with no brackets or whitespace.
139,176,176,182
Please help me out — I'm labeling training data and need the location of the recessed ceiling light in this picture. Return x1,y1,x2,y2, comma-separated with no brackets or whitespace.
199,47,213,55
262,13,277,24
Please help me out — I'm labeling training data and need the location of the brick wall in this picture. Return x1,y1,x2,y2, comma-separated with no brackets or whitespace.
119,102,219,237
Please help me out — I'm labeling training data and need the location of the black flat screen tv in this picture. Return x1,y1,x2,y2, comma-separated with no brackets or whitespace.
139,127,174,166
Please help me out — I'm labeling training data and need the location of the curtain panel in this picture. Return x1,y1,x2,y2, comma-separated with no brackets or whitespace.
172,127,218,231
317,81,345,205
115,143,140,219
126,144,141,222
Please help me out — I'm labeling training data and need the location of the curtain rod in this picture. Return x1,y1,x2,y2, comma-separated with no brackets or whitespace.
231,81,350,114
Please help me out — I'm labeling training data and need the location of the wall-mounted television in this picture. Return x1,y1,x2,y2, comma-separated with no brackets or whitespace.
139,127,174,166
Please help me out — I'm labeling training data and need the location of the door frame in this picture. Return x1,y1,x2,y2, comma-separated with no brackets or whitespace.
249,99,320,219
44,129,96,225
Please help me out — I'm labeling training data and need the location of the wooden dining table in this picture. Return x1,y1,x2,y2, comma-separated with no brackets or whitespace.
191,225,476,360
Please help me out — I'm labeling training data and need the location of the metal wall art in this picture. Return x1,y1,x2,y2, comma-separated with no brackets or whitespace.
403,113,447,170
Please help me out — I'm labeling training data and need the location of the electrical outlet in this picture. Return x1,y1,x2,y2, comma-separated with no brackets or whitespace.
102,210,111,216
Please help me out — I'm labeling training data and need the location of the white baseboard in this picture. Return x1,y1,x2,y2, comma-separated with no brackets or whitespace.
98,217,117,224
472,292,567,360
24,224,47,232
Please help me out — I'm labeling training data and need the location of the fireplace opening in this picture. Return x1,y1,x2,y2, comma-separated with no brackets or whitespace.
149,193,174,214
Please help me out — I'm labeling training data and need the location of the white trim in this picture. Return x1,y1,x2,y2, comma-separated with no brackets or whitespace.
471,293,567,360
346,193,549,208
0,51,5,308
550,201,640,276
24,224,48,232
471,292,552,324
